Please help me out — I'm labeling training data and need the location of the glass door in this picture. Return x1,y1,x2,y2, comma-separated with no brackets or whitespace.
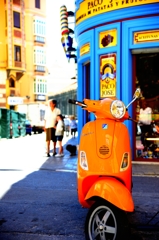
134,53,159,161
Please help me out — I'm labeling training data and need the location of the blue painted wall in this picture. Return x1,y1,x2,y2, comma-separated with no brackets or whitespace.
75,1,159,147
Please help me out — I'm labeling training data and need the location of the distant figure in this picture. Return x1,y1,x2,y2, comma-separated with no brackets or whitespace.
69,115,77,138
44,99,61,157
54,114,64,157
64,115,70,137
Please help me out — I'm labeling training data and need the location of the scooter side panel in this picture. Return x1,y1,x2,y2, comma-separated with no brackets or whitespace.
95,119,115,159
85,177,134,212
77,120,132,207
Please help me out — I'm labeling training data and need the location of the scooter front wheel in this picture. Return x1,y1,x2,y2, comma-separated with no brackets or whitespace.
85,200,130,240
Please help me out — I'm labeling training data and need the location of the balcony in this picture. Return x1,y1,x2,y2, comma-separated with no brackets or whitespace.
14,30,22,38
14,61,22,68
7,62,26,78
13,0,21,5
34,65,46,73
34,36,45,44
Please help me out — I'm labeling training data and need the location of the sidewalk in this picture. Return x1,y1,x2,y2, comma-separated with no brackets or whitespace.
41,133,159,177
40,133,79,172
1,132,159,176
132,161,159,177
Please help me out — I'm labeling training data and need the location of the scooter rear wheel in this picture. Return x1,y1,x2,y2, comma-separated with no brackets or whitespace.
85,199,130,240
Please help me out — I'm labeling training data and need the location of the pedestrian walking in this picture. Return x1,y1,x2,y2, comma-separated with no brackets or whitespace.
69,115,77,138
44,99,61,157
54,114,64,157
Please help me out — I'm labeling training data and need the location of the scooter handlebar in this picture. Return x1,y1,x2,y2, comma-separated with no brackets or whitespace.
68,99,77,104
68,99,87,108
128,116,138,123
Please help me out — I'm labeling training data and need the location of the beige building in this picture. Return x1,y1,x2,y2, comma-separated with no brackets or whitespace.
0,0,47,110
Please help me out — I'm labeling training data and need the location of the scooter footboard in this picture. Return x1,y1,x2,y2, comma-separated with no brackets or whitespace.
85,177,134,212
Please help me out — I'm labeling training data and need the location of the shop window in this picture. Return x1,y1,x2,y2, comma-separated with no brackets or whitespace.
14,45,21,61
35,0,40,9
13,11,20,28
135,53,159,161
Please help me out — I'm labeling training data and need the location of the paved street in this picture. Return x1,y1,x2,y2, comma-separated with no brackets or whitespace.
0,133,159,239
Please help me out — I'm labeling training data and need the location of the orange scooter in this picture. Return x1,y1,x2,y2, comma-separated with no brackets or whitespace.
69,88,141,240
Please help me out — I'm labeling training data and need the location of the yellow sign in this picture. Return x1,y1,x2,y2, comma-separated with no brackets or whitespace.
80,43,90,56
99,29,117,48
76,0,159,25
100,53,116,98
134,30,159,44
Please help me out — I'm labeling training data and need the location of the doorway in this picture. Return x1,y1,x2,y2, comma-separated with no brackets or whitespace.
134,53,159,161
83,62,90,123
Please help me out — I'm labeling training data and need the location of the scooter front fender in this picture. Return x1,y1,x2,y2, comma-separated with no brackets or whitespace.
85,177,134,212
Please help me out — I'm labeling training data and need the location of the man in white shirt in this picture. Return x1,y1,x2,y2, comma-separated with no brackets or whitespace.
44,99,61,157
139,100,152,149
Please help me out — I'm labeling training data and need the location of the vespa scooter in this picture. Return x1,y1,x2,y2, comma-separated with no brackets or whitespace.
69,88,141,240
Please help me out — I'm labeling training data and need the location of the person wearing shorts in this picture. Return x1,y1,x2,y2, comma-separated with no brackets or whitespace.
44,99,61,157
54,114,64,157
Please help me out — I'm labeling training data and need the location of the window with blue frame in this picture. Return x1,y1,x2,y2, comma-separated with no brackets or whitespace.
13,11,20,28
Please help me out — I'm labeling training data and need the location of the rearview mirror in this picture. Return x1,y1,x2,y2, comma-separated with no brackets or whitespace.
126,88,141,109
133,88,141,99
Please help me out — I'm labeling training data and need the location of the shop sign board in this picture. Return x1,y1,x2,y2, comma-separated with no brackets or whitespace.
80,43,90,56
134,30,159,44
8,96,23,105
100,53,116,98
76,0,159,25
99,29,117,48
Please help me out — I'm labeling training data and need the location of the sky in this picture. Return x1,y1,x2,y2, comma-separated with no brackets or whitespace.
46,0,76,95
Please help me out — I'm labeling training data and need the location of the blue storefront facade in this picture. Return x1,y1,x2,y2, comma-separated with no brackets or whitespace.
75,1,159,161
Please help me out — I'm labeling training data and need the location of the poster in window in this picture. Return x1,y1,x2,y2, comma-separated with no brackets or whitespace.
100,53,116,98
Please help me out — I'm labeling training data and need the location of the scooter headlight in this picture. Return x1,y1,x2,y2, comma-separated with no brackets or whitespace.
110,100,126,119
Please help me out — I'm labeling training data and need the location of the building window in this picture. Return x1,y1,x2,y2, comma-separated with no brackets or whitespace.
35,0,40,9
33,17,46,37
14,45,21,61
13,11,20,28
34,47,46,66
33,78,47,94
9,78,15,88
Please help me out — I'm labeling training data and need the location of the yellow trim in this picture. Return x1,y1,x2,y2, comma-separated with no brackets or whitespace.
7,67,26,72
76,0,159,25
80,43,90,56
134,30,159,44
